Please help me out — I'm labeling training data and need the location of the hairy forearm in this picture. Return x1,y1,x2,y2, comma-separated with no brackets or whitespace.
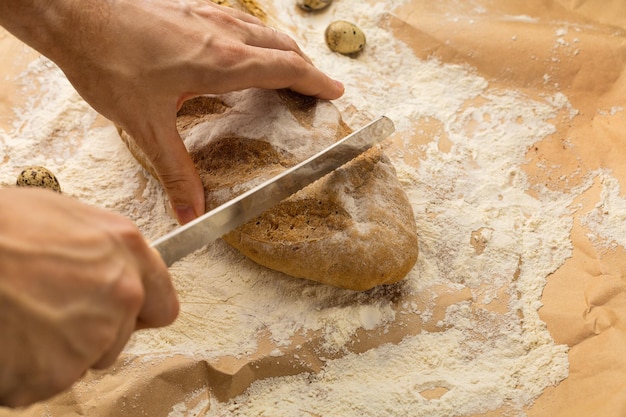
0,0,109,66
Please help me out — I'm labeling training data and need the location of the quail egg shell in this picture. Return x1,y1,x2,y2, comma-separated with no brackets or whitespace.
297,0,332,12
325,20,366,55
16,166,62,193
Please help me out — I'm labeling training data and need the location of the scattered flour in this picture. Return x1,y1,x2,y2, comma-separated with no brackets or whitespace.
4,0,614,415
581,171,626,250
0,56,178,238
189,1,575,415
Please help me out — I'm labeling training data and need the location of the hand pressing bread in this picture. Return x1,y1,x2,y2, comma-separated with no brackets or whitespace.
120,89,418,291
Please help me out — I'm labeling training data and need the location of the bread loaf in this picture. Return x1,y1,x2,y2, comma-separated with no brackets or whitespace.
119,88,418,291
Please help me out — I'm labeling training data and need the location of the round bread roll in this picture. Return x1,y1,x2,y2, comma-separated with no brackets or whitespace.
119,88,418,291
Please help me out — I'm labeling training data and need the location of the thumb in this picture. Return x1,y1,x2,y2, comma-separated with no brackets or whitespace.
150,124,205,224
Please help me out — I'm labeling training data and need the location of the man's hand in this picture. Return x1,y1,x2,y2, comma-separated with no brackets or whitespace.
0,188,179,407
0,0,345,224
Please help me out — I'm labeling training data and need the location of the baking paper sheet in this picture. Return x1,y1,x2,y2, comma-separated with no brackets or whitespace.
1,0,625,416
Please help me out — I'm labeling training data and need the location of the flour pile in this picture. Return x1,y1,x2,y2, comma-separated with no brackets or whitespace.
0,1,589,416
203,1,574,415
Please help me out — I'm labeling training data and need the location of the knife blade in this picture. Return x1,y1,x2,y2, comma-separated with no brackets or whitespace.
151,115,395,267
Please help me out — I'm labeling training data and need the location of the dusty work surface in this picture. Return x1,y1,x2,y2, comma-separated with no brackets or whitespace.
1,0,625,416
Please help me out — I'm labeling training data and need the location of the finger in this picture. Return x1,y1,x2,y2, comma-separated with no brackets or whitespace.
156,136,205,224
243,25,314,65
194,2,314,65
135,245,179,329
140,115,206,224
196,0,266,26
90,312,136,369
229,47,344,100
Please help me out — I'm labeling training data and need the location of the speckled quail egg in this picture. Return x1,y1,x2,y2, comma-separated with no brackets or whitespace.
297,0,332,12
16,166,62,193
325,20,366,55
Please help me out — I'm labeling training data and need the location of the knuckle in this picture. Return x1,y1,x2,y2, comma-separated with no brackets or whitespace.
110,217,144,249
109,271,145,312
212,9,239,27
278,32,300,51
285,50,306,67
213,42,247,70
143,143,162,165
156,169,192,188
282,51,308,77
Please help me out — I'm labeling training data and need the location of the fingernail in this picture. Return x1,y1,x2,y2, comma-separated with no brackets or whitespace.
175,205,197,224
334,80,345,92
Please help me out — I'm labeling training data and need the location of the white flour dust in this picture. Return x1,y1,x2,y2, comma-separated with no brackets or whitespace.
0,56,177,237
581,171,626,250
0,1,602,416
202,1,574,416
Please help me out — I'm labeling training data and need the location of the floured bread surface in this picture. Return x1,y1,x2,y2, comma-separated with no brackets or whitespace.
119,88,418,291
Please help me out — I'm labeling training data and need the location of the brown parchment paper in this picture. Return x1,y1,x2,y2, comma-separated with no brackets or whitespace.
0,0,625,416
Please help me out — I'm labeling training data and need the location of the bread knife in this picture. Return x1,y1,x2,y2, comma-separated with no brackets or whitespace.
150,115,395,267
